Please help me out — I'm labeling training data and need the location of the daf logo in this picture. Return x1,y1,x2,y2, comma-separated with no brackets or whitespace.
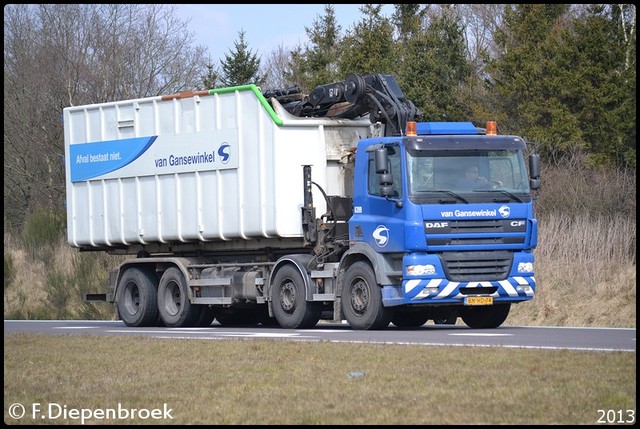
498,205,511,218
372,225,390,247
425,222,448,228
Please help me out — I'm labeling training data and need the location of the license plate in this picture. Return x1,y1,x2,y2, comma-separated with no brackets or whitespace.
465,296,493,305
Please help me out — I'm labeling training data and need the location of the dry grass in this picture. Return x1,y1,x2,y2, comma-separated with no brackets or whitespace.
4,215,635,328
3,333,636,425
2,247,50,316
508,214,636,328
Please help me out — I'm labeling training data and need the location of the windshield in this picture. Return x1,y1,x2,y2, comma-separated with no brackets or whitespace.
407,148,531,203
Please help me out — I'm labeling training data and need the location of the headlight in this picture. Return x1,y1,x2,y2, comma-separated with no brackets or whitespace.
406,264,436,276
517,262,534,273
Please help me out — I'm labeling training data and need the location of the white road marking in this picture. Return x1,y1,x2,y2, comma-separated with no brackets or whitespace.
53,326,97,329
449,333,513,337
218,332,301,338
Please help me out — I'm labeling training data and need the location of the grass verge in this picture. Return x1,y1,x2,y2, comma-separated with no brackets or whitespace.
3,333,636,425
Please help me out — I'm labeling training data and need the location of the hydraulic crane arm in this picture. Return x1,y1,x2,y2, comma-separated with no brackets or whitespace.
263,74,421,137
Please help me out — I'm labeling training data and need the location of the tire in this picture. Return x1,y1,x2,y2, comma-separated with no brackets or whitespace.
116,267,159,327
157,267,200,327
271,264,321,329
391,310,429,328
460,303,511,329
341,261,392,330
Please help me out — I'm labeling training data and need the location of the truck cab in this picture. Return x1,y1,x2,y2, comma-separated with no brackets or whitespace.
342,121,540,329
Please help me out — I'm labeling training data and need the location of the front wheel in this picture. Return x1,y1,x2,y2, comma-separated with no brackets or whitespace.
341,261,392,330
460,303,511,329
271,265,320,329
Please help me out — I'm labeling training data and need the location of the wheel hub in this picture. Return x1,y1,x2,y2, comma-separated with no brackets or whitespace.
280,282,296,312
350,279,368,313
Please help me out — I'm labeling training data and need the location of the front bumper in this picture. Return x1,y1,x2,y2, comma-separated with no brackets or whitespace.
382,276,536,307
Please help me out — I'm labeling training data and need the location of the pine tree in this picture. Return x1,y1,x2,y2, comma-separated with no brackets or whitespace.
486,5,577,147
391,3,424,41
399,5,472,121
293,4,342,91
202,61,219,89
562,4,636,168
220,29,264,87
487,4,635,168
337,4,396,76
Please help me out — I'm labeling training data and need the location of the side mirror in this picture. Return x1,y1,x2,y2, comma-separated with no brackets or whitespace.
529,153,541,190
374,147,388,174
375,148,394,197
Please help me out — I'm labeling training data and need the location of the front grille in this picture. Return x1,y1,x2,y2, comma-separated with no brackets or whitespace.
425,219,526,246
428,236,524,245
425,219,526,234
440,251,512,282
424,219,527,246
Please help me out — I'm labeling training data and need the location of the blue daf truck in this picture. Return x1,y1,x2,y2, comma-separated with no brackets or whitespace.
69,73,540,330
340,118,540,329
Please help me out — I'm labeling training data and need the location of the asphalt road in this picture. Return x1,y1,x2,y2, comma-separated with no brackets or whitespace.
4,320,636,352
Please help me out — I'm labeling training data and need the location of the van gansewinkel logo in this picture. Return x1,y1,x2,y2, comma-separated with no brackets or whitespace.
218,143,231,164
372,225,389,247
499,205,511,218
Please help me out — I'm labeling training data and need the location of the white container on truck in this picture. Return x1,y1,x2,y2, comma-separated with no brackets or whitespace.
66,74,541,330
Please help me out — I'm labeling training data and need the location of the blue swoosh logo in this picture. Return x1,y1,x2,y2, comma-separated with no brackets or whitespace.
70,136,157,182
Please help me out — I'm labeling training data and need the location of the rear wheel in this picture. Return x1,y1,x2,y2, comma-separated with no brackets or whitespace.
157,267,200,327
341,261,392,330
271,264,321,329
116,267,159,327
460,303,511,329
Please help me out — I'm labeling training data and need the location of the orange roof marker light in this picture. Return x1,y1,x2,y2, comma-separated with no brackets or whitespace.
486,121,497,136
406,121,417,136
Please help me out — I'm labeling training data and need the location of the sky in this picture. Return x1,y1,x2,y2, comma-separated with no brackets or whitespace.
173,4,394,63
